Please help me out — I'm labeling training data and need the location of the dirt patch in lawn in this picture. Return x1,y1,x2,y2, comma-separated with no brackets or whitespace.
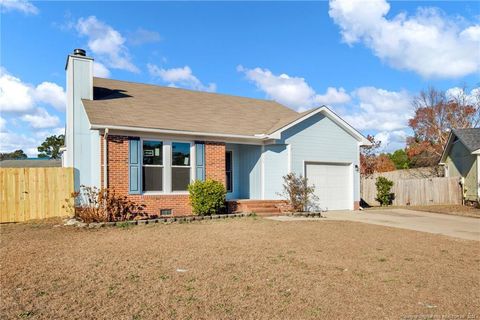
1,218,479,319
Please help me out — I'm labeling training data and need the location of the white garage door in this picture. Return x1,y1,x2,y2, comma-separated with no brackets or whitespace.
305,162,352,211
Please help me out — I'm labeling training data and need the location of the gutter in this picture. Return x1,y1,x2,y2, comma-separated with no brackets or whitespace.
90,124,268,141
103,128,109,188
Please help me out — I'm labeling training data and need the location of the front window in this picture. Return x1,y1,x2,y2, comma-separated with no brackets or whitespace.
226,151,233,193
172,142,191,191
142,140,163,191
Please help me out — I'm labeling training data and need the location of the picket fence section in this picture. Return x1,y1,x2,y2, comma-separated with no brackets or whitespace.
361,176,462,207
0,167,74,223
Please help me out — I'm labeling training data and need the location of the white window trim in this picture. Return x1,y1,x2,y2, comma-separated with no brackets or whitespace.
140,138,195,195
141,140,164,193
171,141,194,193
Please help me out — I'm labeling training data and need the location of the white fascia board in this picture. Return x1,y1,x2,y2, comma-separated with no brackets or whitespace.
439,131,455,163
472,148,480,154
90,124,267,142
268,106,372,146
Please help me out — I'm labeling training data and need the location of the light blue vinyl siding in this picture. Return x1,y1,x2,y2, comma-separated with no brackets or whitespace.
238,144,262,199
279,113,360,202
72,59,100,191
263,144,288,199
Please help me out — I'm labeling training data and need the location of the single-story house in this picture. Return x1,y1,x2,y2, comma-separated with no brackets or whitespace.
63,49,370,216
440,128,480,204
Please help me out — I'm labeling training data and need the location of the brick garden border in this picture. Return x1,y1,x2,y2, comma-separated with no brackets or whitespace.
288,212,325,218
70,213,254,228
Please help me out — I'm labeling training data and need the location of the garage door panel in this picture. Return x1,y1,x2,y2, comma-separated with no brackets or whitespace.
306,162,351,210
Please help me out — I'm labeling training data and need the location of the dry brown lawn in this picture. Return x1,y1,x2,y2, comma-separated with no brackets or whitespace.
1,217,479,319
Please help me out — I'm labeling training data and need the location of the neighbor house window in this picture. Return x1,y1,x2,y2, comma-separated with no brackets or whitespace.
142,140,163,191
226,151,233,193
172,142,191,191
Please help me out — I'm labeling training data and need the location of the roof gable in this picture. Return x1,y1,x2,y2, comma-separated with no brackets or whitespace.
440,128,480,163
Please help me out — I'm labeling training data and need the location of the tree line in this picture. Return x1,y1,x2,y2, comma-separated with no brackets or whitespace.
0,134,64,161
362,86,479,175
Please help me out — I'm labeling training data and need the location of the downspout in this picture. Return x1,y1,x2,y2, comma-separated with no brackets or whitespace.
103,128,109,189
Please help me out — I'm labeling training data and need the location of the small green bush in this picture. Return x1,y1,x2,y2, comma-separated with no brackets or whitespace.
375,177,394,206
188,179,226,215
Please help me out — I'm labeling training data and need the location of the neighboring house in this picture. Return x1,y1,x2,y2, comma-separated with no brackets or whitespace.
0,159,62,168
440,128,480,203
63,49,370,216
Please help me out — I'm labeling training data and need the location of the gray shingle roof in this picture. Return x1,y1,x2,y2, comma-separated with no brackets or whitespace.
82,77,303,137
452,128,480,152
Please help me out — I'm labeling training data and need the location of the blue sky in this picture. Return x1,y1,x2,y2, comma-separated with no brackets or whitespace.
1,0,479,156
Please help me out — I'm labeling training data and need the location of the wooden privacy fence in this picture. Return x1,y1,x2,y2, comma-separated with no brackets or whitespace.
0,168,74,223
361,176,462,207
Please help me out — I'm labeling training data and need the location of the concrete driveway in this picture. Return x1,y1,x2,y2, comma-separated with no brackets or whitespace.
268,209,480,241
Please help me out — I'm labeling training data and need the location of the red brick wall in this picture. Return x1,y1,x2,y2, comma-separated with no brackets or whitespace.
205,142,226,185
101,135,226,216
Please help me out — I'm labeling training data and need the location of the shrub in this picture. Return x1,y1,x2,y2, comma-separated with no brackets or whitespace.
375,177,394,206
188,179,226,215
65,185,146,223
278,173,318,212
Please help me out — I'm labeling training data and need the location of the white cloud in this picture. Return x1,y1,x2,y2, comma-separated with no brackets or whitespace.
315,87,351,105
93,61,111,78
341,86,413,132
76,16,139,73
0,70,34,112
329,0,480,78
374,130,408,152
21,108,60,129
148,64,216,92
127,28,161,46
0,128,64,157
0,0,38,15
237,65,350,110
0,69,66,113
445,86,480,105
34,82,66,111
0,131,37,156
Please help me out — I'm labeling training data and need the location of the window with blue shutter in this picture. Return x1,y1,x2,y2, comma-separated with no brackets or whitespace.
128,138,142,194
195,142,205,181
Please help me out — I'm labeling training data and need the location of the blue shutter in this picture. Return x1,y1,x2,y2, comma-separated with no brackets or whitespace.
129,138,142,194
195,142,205,181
